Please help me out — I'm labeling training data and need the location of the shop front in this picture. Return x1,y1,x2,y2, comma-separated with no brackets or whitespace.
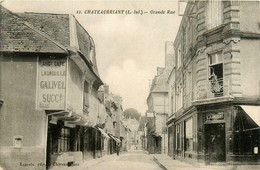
172,107,197,161
46,111,87,169
197,104,260,164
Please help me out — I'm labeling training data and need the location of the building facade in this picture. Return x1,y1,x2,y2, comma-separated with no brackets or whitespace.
146,41,174,154
0,6,122,170
167,0,260,164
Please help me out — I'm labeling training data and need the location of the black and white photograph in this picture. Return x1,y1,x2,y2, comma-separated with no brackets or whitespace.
0,0,259,169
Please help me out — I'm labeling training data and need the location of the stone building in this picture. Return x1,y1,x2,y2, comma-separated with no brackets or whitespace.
103,85,123,153
146,41,174,154
167,0,260,164
0,6,117,170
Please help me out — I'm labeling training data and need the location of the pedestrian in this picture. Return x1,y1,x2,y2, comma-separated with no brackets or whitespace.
116,142,120,156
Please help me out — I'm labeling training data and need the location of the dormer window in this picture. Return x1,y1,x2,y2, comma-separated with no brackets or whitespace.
89,37,95,64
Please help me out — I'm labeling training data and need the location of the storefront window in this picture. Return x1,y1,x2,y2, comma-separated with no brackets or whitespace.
97,131,102,150
185,118,193,152
233,107,260,155
58,128,72,152
176,124,180,150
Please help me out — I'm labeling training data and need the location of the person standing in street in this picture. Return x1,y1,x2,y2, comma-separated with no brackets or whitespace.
116,142,120,156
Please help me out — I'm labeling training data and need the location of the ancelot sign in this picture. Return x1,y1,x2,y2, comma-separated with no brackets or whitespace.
206,112,224,120
37,56,67,109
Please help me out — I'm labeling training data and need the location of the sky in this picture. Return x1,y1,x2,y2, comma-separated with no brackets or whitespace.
2,0,184,115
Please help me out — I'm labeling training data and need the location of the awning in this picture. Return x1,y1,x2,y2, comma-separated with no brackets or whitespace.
240,105,260,126
108,134,121,143
114,136,121,143
151,132,161,137
97,127,110,138
48,110,95,127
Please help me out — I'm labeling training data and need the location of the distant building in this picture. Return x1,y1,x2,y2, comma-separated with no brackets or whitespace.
103,85,126,152
123,118,141,149
167,0,260,164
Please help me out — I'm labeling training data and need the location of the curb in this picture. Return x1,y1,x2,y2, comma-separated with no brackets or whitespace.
153,157,168,170
144,150,149,155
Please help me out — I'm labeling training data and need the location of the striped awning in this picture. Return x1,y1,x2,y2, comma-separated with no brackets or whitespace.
108,134,121,143
97,127,110,138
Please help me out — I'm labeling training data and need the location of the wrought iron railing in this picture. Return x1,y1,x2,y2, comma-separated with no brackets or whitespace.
193,78,230,101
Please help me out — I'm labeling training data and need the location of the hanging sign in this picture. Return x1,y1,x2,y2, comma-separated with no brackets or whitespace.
37,56,67,109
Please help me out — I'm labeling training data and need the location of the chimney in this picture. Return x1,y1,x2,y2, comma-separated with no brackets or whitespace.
157,67,164,76
165,41,174,67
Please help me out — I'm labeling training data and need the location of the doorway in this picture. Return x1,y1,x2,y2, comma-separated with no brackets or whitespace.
205,123,226,163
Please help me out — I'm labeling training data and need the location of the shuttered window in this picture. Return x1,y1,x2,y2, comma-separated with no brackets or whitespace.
207,0,223,29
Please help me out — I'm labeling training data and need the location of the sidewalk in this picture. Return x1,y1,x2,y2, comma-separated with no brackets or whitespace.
152,154,260,170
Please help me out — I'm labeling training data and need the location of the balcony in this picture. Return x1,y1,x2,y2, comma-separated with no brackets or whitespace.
192,78,233,105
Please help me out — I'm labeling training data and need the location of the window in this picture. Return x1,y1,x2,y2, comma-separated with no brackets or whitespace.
89,37,95,63
209,52,223,97
176,83,183,111
176,124,180,150
177,46,182,69
207,0,223,29
170,95,174,114
58,128,72,152
185,118,193,152
83,81,90,109
113,122,116,128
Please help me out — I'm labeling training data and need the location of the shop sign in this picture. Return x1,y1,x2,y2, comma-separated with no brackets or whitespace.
37,56,67,109
206,112,224,120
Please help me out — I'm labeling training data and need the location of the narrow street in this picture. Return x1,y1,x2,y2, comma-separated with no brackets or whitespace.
90,150,162,170
1,1,260,170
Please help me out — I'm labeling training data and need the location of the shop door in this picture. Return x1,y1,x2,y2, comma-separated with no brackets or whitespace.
205,123,226,163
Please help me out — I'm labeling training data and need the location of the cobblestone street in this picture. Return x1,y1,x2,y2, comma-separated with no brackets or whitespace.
89,150,161,170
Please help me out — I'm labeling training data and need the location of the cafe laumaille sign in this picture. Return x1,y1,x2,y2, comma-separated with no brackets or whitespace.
37,56,67,110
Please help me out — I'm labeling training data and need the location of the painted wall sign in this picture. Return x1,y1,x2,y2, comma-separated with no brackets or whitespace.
37,56,67,109
147,112,154,117
206,112,224,120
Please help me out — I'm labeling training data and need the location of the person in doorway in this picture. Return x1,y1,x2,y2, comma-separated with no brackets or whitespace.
116,142,120,156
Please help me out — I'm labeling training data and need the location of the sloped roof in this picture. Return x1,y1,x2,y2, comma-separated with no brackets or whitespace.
75,20,99,76
0,5,100,78
17,12,99,76
0,5,66,53
17,12,70,48
150,67,171,93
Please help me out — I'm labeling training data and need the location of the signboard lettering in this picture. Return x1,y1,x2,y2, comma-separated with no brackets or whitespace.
37,56,67,109
206,112,224,120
